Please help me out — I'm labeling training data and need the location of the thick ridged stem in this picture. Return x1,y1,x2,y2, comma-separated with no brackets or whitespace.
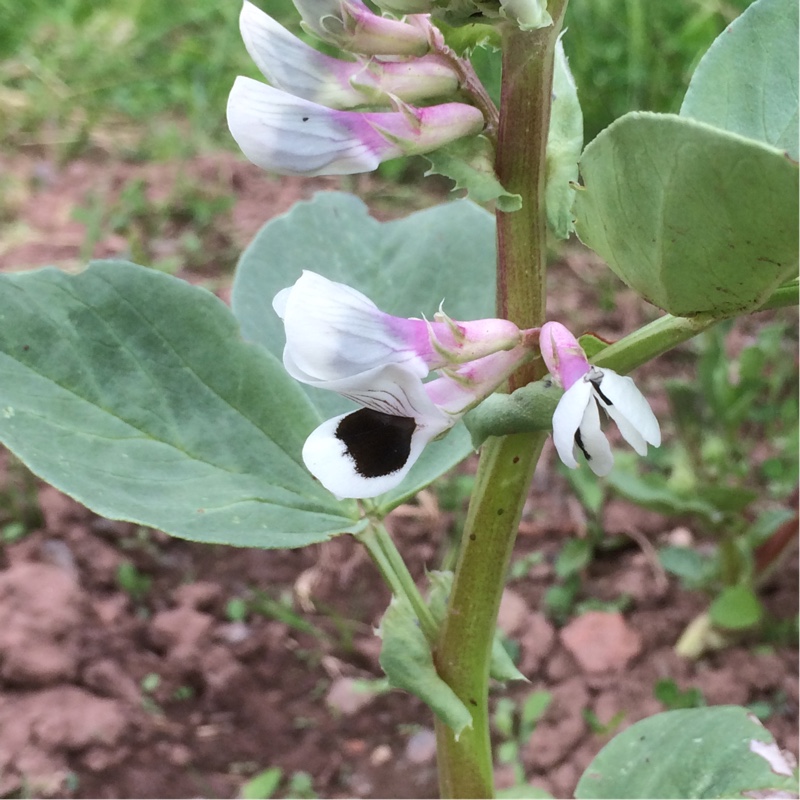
433,5,568,797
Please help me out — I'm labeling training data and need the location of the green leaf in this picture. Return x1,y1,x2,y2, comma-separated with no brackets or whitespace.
0,262,361,547
555,538,593,579
520,690,552,734
231,192,498,511
709,585,764,630
424,135,521,211
576,706,797,799
240,767,283,800
680,0,799,159
378,594,472,737
607,467,720,522
575,112,799,317
546,38,583,239
658,546,715,587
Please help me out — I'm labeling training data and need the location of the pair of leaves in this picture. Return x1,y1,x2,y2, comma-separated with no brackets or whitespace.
575,0,799,317
0,193,497,546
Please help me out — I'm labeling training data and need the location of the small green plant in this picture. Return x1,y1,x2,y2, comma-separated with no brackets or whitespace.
0,454,43,540
653,678,706,711
172,685,194,701
74,173,236,274
140,672,163,715
116,561,152,602
239,768,317,800
493,690,552,785
240,767,283,800
583,708,626,737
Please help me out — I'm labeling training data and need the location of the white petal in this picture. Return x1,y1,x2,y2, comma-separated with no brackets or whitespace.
335,364,450,425
593,369,661,452
302,409,440,498
551,380,593,469
239,1,365,108
272,286,290,318
280,271,428,382
226,78,384,176
577,399,614,476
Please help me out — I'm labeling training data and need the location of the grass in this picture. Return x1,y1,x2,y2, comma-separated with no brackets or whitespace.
1,0,754,160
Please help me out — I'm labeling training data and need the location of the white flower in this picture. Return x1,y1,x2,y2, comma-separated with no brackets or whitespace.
273,270,523,385
274,272,535,497
541,321,661,476
227,1,484,177
227,79,483,177
301,347,531,498
302,363,454,497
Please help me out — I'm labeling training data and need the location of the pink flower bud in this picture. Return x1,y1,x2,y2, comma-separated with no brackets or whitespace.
293,0,430,56
539,321,591,389
239,2,459,109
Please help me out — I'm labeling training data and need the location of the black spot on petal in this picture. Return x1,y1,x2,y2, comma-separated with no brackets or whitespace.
593,383,613,407
574,428,591,461
336,408,416,479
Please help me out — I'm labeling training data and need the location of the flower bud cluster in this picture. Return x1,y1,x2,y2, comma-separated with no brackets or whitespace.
227,1,486,176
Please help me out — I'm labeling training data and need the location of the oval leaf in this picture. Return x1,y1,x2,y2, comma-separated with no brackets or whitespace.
681,0,799,159
0,262,361,547
709,585,763,630
575,112,799,317
576,706,798,799
231,192,498,510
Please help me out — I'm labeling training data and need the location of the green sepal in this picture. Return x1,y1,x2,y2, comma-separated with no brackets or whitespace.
424,136,522,211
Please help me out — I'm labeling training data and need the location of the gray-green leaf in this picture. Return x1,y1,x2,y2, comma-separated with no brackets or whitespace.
546,38,583,239
576,706,798,799
0,262,361,547
575,112,798,317
681,0,799,160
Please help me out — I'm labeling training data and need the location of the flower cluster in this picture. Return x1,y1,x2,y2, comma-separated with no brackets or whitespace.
227,1,485,177
275,271,533,498
541,322,661,476
274,276,661,497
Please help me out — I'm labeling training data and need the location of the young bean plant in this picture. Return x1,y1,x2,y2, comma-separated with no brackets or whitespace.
0,0,797,796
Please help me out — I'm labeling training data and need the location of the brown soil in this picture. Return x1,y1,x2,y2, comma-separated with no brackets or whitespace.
0,152,796,799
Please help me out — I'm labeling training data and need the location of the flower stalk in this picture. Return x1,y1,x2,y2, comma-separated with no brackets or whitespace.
357,520,439,643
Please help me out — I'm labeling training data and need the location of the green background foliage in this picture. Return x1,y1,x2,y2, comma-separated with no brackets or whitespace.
0,0,756,159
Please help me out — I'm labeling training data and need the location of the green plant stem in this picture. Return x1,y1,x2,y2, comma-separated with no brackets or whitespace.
356,522,438,644
592,311,717,374
434,431,547,797
433,5,568,796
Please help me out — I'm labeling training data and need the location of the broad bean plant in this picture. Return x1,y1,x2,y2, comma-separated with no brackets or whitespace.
1,0,798,796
